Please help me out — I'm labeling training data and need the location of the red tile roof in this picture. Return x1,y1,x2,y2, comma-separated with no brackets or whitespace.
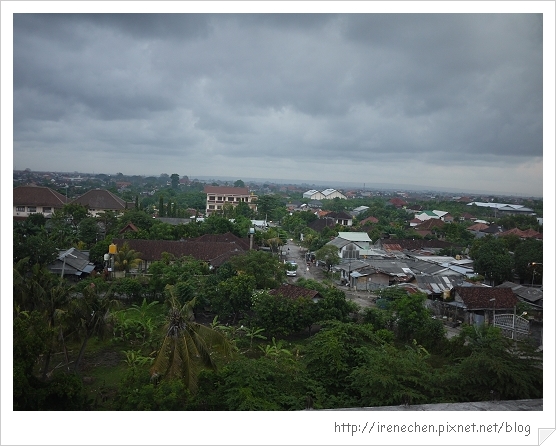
414,219,445,230
13,185,67,207
269,284,322,301
521,228,542,238
328,211,353,220
383,243,403,252
467,223,489,231
112,233,251,267
461,212,476,220
71,189,131,210
360,216,379,225
203,186,250,195
119,222,139,234
382,239,455,251
389,197,407,207
454,286,519,310
498,228,542,239
191,232,251,251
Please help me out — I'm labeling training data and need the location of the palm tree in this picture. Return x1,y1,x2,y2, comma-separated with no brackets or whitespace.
265,236,283,254
301,232,317,252
70,283,119,372
13,260,52,313
150,285,234,393
41,282,73,378
13,260,73,378
114,242,142,273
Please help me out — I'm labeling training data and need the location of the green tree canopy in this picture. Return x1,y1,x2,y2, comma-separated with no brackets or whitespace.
470,236,513,285
170,173,180,189
349,343,439,407
513,238,543,284
256,194,286,221
315,244,341,272
303,321,384,404
202,215,236,235
251,291,316,337
227,250,285,289
77,217,100,247
211,274,256,324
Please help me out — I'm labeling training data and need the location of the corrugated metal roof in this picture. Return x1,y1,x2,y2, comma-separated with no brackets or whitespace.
413,255,458,264
413,275,461,295
497,282,543,304
338,232,372,242
430,283,442,293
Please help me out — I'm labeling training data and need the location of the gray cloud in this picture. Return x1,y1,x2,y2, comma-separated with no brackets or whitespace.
11,12,544,195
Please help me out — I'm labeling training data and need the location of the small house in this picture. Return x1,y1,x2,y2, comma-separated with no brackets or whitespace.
452,286,519,326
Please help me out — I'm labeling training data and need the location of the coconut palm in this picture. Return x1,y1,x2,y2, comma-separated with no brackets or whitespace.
69,283,119,372
114,242,142,273
150,285,234,393
13,260,75,378
41,282,73,378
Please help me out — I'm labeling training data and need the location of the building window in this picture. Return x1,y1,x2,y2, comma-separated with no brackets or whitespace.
208,195,215,201
343,243,359,259
228,197,234,202
16,206,25,212
27,206,36,213
43,207,52,213
208,205,215,210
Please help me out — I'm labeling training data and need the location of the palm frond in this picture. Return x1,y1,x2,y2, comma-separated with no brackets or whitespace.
151,284,234,392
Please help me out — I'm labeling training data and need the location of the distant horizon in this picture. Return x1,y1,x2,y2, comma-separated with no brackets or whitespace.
9,12,547,198
13,169,543,199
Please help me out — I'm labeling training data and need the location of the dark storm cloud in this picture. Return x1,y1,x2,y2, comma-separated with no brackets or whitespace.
11,12,544,195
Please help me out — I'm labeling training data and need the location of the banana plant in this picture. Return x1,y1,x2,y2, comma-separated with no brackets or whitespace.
122,349,154,369
240,326,267,350
258,337,292,362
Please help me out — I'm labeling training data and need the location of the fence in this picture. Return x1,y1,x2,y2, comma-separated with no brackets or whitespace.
493,313,530,340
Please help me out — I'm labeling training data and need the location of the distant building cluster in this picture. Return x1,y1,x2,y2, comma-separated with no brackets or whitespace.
13,185,134,219
302,188,347,200
203,185,258,216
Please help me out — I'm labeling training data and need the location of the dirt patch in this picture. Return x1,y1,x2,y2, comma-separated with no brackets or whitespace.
345,292,376,310
81,350,123,371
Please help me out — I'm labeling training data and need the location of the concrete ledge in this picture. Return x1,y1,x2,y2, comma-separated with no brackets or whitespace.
324,399,543,411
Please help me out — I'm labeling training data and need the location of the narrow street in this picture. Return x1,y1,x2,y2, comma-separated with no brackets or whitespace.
283,239,376,310
282,239,461,337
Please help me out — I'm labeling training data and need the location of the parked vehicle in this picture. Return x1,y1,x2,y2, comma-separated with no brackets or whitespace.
286,262,298,276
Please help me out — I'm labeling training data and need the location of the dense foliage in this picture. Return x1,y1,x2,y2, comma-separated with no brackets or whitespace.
12,182,543,411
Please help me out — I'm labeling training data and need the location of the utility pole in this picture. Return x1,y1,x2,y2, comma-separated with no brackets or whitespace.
249,227,254,250
529,262,542,286
489,298,496,326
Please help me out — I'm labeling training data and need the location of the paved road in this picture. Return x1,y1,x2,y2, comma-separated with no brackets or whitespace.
282,239,462,337
283,239,319,281
283,240,377,308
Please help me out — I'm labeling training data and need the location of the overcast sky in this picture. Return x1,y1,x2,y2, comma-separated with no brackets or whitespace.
9,10,547,196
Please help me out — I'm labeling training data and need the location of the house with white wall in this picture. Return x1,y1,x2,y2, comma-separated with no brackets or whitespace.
303,188,347,200
70,189,134,217
204,186,258,216
326,232,373,259
13,185,67,219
